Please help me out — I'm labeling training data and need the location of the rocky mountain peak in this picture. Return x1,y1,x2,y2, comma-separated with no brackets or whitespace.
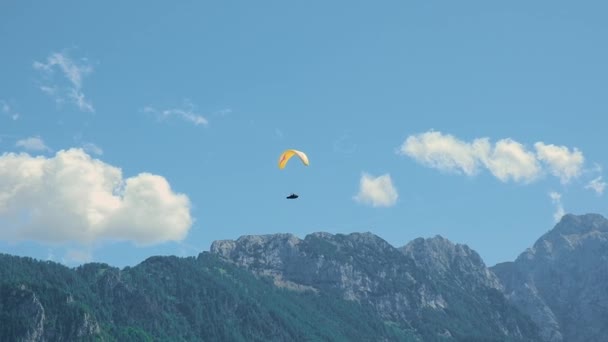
541,213,608,246
210,231,428,321
210,231,399,272
211,232,298,252
401,235,502,290
208,230,537,340
517,213,608,263
304,231,397,254
340,231,391,246
552,213,608,235
402,235,470,258
492,213,608,342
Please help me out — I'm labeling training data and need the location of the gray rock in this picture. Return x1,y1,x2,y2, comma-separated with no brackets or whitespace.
492,213,608,342
401,235,503,291
211,231,539,340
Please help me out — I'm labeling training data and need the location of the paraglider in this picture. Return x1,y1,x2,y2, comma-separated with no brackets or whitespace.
278,149,309,199
278,149,309,169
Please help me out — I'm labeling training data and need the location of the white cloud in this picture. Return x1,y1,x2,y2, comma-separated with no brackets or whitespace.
143,100,208,126
535,142,584,184
480,138,541,183
33,51,94,112
68,88,94,113
399,130,584,184
398,131,483,176
82,142,103,156
0,148,192,246
585,176,606,196
15,136,51,152
549,191,561,201
549,192,565,223
1,100,20,120
354,173,398,207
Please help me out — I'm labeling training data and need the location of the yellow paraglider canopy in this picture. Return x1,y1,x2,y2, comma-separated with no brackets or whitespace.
278,149,309,169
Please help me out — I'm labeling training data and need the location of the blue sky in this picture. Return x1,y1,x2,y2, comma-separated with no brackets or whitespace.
1,1,607,268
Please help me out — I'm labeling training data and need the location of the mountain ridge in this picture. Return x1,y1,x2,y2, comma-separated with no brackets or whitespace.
491,212,608,342
2,213,607,341
211,229,538,341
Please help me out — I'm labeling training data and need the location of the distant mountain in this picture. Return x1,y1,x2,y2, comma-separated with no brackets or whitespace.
211,232,539,341
4,213,607,341
400,235,502,291
0,253,415,341
492,213,608,342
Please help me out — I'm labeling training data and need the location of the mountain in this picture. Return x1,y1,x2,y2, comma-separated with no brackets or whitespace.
0,252,417,341
492,213,608,342
400,235,502,291
5,213,608,341
211,232,539,341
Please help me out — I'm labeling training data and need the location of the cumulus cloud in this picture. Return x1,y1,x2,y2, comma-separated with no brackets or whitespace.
480,138,541,183
0,148,192,245
585,176,606,196
33,51,94,112
15,136,51,152
143,100,208,126
399,130,584,184
398,131,483,176
549,192,565,223
535,142,584,184
354,173,398,207
1,100,20,120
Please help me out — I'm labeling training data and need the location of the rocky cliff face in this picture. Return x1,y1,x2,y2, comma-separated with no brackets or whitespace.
0,283,101,341
211,231,539,341
401,235,503,291
5,285,46,342
212,232,423,322
492,213,608,342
